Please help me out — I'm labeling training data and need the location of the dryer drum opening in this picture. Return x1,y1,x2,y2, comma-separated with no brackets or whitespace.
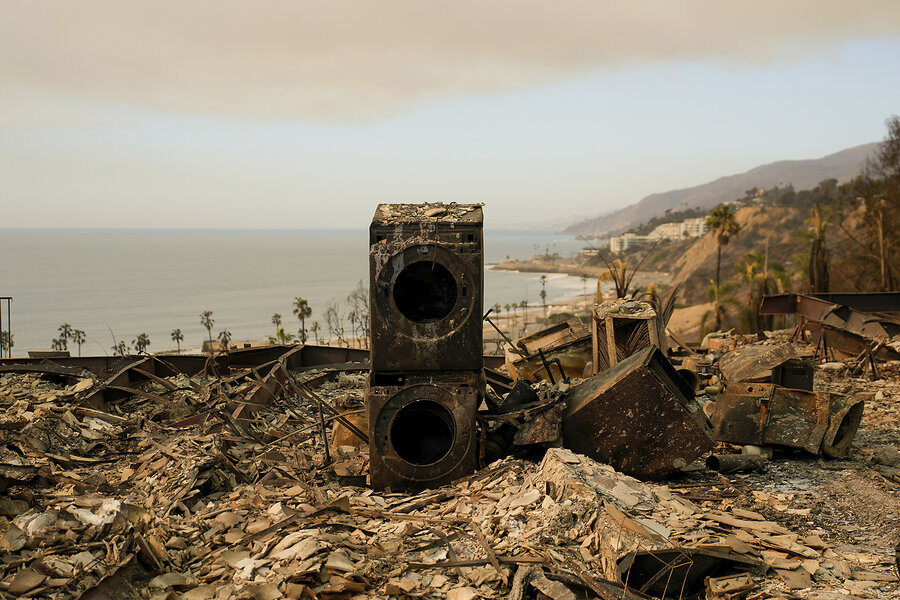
393,261,457,323
390,400,455,466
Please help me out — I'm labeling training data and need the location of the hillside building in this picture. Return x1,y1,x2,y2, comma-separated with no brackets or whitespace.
610,217,708,254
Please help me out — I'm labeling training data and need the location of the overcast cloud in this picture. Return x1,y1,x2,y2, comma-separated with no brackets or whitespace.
3,1,900,121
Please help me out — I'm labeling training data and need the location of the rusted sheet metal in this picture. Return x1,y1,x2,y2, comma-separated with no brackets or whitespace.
367,370,480,491
516,317,589,354
707,383,865,456
369,203,484,372
561,347,714,479
718,342,796,383
760,294,900,341
821,392,868,458
504,318,590,382
0,361,92,379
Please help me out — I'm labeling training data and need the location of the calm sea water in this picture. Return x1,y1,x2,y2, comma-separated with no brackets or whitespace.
0,229,587,357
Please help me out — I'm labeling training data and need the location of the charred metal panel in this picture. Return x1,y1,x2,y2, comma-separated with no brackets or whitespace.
367,370,480,491
369,203,483,372
718,342,795,383
772,357,814,391
821,392,867,458
561,347,714,479
504,318,590,383
709,383,826,453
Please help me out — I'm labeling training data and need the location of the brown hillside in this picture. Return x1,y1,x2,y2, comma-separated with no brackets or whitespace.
670,205,806,305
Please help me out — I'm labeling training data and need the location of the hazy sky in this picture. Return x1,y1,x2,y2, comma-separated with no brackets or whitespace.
2,1,900,229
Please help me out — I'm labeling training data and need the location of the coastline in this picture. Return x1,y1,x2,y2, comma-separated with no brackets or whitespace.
490,259,606,278
491,259,673,290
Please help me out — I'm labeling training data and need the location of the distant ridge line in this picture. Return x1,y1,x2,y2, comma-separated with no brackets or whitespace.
564,142,878,237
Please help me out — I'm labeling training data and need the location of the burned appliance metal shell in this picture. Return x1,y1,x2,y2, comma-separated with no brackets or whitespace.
366,370,481,491
707,382,866,457
561,346,714,479
369,205,483,372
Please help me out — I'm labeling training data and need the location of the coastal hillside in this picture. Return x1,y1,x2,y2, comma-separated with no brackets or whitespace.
564,142,877,237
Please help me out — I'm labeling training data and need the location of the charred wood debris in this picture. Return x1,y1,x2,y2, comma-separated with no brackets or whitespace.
0,208,898,599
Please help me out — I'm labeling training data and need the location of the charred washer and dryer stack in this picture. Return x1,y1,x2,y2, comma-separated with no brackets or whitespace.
367,203,484,490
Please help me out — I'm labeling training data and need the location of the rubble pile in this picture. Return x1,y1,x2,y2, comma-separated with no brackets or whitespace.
1,341,899,600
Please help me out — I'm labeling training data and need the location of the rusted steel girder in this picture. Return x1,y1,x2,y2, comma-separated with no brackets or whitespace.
811,292,900,313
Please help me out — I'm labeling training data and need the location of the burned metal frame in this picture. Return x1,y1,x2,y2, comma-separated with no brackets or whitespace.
810,292,900,313
0,344,370,415
759,294,900,341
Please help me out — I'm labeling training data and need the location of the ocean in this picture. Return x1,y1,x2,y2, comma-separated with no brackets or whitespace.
0,229,588,357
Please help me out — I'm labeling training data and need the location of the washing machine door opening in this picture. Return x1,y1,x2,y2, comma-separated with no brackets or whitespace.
390,400,455,466
392,260,458,324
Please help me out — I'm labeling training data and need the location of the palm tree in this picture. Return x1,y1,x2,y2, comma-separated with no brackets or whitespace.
72,329,86,357
200,310,215,345
702,280,740,333
292,296,312,343
218,330,232,353
539,275,548,321
271,313,282,335
111,341,128,356
274,327,295,344
504,303,511,326
133,333,151,354
520,299,529,331
706,203,741,291
808,203,830,293
171,328,183,353
581,275,589,309
735,253,762,332
57,323,74,350
0,331,12,358
736,249,790,332
311,321,320,344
